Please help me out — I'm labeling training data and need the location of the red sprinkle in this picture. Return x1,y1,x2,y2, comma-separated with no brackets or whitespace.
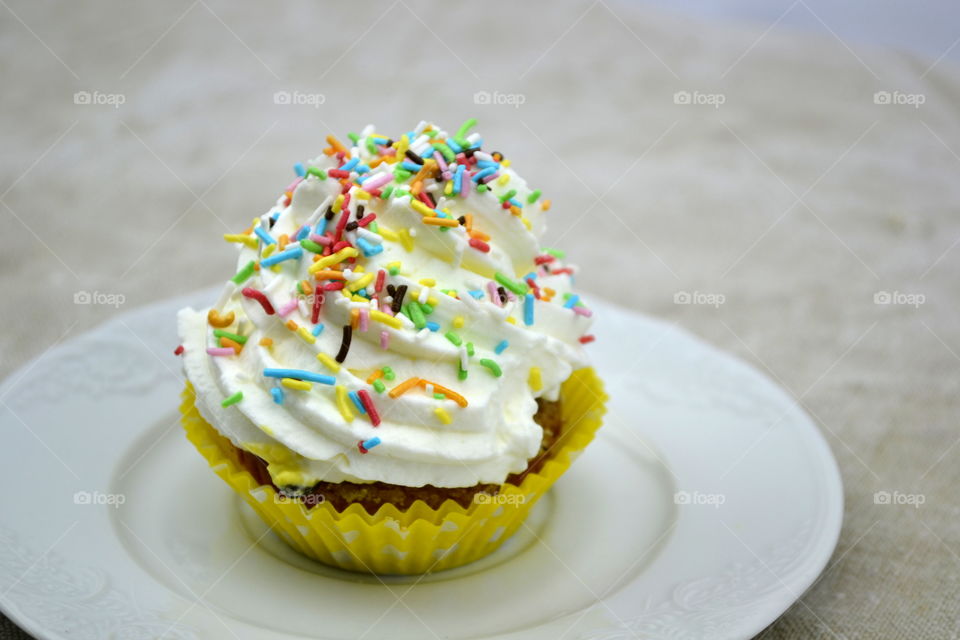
534,255,555,265
328,169,349,179
323,282,344,291
375,269,386,292
357,389,381,426
578,334,596,344
241,287,275,315
357,213,376,227
469,238,490,253
174,345,184,356
551,267,574,276
525,277,541,299
311,288,323,323
357,440,369,454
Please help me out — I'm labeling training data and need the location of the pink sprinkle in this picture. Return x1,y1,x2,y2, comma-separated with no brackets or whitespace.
206,347,235,357
380,330,390,349
572,305,593,318
358,308,369,332
309,233,332,246
285,176,304,192
363,173,393,190
487,281,501,306
461,174,471,196
433,151,448,173
278,299,299,317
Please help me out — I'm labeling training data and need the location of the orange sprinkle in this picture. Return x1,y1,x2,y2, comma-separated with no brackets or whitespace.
509,205,521,216
350,308,359,330
312,270,346,281
541,199,551,211
285,319,298,331
253,262,261,271
277,234,290,250
469,230,490,242
207,309,235,328
418,379,468,407
422,216,458,228
410,179,423,196
259,337,273,347
465,213,474,231
366,370,384,384
300,280,314,294
388,377,421,399
326,135,348,155
219,337,243,354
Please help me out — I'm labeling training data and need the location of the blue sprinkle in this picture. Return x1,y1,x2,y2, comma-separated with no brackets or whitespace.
467,137,483,149
260,246,303,267
425,321,440,332
564,294,580,309
508,198,523,208
454,164,464,194
524,294,534,326
340,158,359,172
263,368,335,385
400,161,423,172
524,272,537,281
361,436,381,451
357,237,383,257
356,163,371,174
468,290,485,299
254,226,275,245
494,340,509,355
446,138,462,153
293,162,305,177
271,211,280,221
271,387,284,404
476,160,499,169
295,225,310,241
349,391,366,414
472,167,496,182
314,218,328,235
311,323,325,337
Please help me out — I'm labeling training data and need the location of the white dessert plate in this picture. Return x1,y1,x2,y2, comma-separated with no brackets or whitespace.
0,287,842,640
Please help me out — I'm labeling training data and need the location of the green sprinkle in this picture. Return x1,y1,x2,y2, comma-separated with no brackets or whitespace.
372,379,386,393
369,221,379,233
434,142,455,162
306,167,327,180
477,184,489,193
382,186,394,200
406,303,426,329
544,247,566,259
527,189,541,204
499,189,517,204
365,138,377,155
347,132,360,144
299,238,325,253
454,118,477,147
458,368,468,381
394,169,412,182
433,392,446,400
382,366,395,381
420,303,434,315
213,329,247,344
466,342,475,357
221,391,243,407
479,359,502,377
231,260,256,285
494,272,529,296
444,331,462,346
388,265,400,276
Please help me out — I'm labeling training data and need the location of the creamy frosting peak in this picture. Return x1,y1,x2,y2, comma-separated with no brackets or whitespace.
178,120,595,490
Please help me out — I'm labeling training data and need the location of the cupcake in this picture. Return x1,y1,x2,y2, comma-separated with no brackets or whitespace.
178,120,605,574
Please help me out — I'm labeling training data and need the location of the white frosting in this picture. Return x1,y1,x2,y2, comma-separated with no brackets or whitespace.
179,122,593,490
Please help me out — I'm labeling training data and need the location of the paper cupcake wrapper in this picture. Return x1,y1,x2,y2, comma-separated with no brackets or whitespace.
180,367,606,574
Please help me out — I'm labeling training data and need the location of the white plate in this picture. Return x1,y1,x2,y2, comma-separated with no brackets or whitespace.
0,288,842,640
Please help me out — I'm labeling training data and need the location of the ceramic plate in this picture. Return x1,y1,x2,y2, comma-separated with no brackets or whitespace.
0,288,842,639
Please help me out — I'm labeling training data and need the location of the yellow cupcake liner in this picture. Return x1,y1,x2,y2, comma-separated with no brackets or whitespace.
180,367,606,575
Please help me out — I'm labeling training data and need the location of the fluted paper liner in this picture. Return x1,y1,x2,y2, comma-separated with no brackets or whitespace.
180,367,606,574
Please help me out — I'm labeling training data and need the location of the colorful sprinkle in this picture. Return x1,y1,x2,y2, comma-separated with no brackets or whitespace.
282,378,312,391
335,385,354,422
271,387,284,404
479,358,502,377
358,436,381,453
494,339,509,354
528,367,542,391
207,309,235,328
241,288,275,315
221,391,243,407
206,347,236,357
524,293,534,326
263,368,336,385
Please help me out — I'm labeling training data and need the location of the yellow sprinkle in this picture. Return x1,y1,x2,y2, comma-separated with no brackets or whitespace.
333,194,344,212
370,309,402,329
355,190,371,200
502,159,512,168
335,385,354,422
398,228,414,252
422,216,458,227
410,199,434,217
348,273,375,292
521,217,531,230
262,243,276,258
529,367,543,392
427,296,439,307
378,226,399,242
282,378,312,391
350,294,367,303
308,247,360,272
506,316,517,325
223,234,258,249
387,261,401,271
434,407,452,425
259,337,273,347
354,264,365,273
452,316,464,329
316,352,340,372
497,173,510,186
444,180,453,195
395,134,409,159
419,278,436,287
270,265,282,273
296,326,316,344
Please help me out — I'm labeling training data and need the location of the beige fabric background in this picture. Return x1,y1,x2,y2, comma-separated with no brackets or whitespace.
2,1,959,637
